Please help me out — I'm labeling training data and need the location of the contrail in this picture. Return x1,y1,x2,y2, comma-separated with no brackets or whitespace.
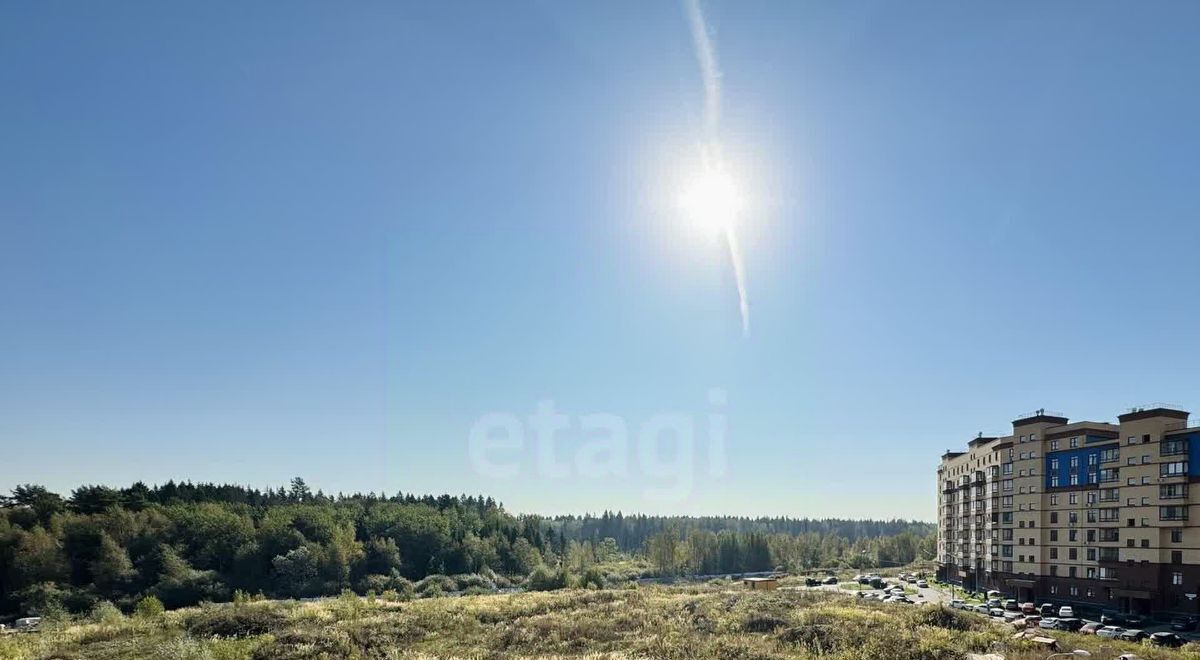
684,0,721,140
685,0,750,337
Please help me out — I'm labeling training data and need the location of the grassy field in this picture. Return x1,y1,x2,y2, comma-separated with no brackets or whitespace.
1,583,1194,660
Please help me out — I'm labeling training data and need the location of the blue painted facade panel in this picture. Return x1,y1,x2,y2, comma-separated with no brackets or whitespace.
1043,442,1117,489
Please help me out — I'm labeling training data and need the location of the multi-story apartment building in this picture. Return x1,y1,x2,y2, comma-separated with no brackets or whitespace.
937,405,1200,616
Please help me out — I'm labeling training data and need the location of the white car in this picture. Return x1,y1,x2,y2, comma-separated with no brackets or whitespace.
973,604,990,614
916,580,929,588
949,599,966,609
1058,606,1075,618
1039,617,1059,629
1096,626,1125,639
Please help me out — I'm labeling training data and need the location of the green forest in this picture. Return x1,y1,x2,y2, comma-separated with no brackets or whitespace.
0,480,933,617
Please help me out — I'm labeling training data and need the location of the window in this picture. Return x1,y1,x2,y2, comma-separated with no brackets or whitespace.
1069,530,1078,542
1128,436,1136,445
1087,568,1096,579
1050,494,1059,505
1050,512,1058,524
1069,548,1078,560
1050,548,1058,559
1162,438,1189,456
1161,461,1188,477
1050,530,1058,542
1141,539,1150,548
1070,474,1079,486
1051,475,1060,487
1019,452,1027,460
1069,567,1077,578
1142,455,1151,464
1173,551,1183,564
1161,506,1188,521
1050,565,1058,576
1070,437,1080,448
1050,439,1059,451
1069,493,1078,504
1087,548,1096,561
1049,458,1059,471
1020,435,1026,443
1161,484,1188,500
1173,572,1184,586
1069,511,1078,524
1141,497,1150,505
1171,529,1183,543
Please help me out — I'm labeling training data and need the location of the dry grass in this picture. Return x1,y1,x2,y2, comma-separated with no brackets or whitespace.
1,584,1197,660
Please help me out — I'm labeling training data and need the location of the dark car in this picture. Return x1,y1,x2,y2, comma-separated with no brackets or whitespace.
804,577,821,587
1171,616,1199,632
1003,599,1019,612
1100,611,1126,626
822,576,838,585
1055,618,1084,632
1039,603,1057,617
1150,632,1187,648
1118,629,1149,642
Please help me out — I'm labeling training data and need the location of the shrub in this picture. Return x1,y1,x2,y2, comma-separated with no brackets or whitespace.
526,565,574,591
452,573,496,591
415,574,456,597
580,567,607,590
184,605,287,638
89,600,124,625
134,595,165,618
743,615,787,633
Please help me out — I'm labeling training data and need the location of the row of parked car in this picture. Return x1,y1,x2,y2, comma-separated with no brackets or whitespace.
945,598,1193,648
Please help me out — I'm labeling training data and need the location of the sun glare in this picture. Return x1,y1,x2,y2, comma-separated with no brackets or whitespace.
678,164,743,238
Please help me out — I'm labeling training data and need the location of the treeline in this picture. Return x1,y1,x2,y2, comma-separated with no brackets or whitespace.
548,513,933,554
0,480,934,616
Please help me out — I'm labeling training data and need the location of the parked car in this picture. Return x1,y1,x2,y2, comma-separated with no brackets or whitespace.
1003,599,1019,612
973,604,990,614
1055,618,1084,632
1100,611,1126,626
989,608,1006,618
1096,626,1126,639
1171,616,1199,632
1118,629,1149,642
986,590,1002,599
822,576,838,585
987,598,1002,608
916,580,928,588
1039,603,1056,616
13,618,40,630
1079,622,1103,634
949,599,966,610
804,577,821,587
1150,632,1187,648
1058,606,1075,618
1039,617,1059,629
1020,602,1037,614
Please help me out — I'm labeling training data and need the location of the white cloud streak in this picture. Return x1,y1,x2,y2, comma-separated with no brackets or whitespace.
685,0,749,337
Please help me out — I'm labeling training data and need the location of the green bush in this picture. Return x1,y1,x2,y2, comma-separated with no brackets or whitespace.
134,595,165,618
580,567,607,590
526,565,575,591
415,574,456,597
89,600,124,625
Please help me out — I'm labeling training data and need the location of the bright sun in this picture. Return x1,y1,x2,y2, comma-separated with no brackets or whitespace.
678,165,743,237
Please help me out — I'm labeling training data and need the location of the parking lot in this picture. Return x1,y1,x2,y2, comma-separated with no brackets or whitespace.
794,575,1200,645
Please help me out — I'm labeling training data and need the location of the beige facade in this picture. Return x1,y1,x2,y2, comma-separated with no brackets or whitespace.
937,406,1200,615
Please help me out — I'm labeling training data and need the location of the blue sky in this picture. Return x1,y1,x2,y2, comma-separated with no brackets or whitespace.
3,1,1199,520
